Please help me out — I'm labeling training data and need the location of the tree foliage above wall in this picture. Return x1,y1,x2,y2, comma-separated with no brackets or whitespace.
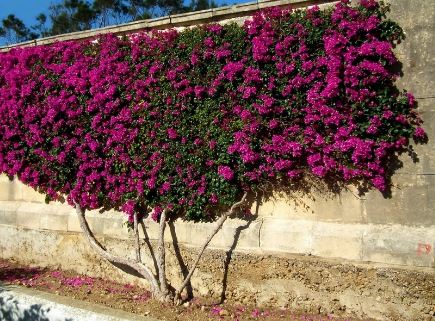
0,0,426,301
0,0,219,45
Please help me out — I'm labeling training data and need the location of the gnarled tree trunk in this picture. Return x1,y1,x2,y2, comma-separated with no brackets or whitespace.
74,202,164,300
73,193,247,304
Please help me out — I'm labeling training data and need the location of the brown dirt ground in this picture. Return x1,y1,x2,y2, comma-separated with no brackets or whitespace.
0,258,375,321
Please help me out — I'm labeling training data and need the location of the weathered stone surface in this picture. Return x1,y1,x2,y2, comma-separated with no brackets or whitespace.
362,224,435,267
0,182,14,202
16,209,41,230
390,0,435,98
0,211,16,226
363,187,424,226
311,222,364,261
40,214,69,231
17,184,46,203
0,177,20,201
0,1,433,313
259,218,314,254
1,224,434,321
3,198,434,267
102,216,130,239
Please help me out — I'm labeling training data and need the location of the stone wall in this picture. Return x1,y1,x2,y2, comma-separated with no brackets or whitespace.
1,223,435,321
1,175,434,268
0,0,434,268
0,0,435,320
0,0,434,319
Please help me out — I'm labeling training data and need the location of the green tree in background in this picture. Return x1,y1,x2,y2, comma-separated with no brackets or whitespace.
124,0,153,20
1,14,37,45
31,14,50,38
0,0,222,45
48,0,96,35
92,0,129,27
191,0,217,11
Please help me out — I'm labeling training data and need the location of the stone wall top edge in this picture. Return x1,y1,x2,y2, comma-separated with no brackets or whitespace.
0,0,336,52
2,200,435,230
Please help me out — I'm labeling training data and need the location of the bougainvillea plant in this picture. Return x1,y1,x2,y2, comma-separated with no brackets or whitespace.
0,0,426,302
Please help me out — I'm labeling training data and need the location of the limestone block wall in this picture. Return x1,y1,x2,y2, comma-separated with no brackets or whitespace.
0,0,434,270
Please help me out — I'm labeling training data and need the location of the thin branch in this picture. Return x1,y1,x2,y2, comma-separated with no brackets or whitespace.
175,192,248,299
133,211,141,262
157,209,169,295
74,201,160,295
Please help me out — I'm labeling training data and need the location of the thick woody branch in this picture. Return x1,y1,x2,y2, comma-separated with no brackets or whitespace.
157,209,169,295
175,192,248,299
74,202,160,294
133,212,141,263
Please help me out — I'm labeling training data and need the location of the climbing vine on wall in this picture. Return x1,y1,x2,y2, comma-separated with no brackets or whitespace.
0,0,426,223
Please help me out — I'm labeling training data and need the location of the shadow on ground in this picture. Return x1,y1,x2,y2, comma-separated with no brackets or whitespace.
0,289,73,321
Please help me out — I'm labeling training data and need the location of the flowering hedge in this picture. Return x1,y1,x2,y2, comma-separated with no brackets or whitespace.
0,0,426,222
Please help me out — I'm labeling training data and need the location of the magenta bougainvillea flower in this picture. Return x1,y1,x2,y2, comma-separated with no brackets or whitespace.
0,0,426,222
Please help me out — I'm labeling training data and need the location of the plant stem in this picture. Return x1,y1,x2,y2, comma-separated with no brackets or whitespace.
157,209,169,295
74,201,162,298
175,192,247,299
134,211,141,262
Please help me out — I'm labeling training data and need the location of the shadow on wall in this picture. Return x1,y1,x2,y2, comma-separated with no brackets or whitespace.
0,289,72,321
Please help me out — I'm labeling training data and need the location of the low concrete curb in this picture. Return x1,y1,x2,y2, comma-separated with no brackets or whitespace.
0,284,160,321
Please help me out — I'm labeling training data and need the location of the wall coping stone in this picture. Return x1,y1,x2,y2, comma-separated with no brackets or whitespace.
0,0,336,52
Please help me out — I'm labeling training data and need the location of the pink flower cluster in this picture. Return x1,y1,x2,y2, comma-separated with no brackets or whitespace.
0,0,425,221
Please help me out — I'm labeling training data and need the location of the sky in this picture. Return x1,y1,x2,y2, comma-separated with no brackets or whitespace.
0,0,248,46
0,0,247,30
0,0,249,46
0,0,52,28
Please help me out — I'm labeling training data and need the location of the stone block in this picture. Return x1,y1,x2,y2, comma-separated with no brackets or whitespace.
362,225,435,267
189,222,218,247
255,194,314,220
0,211,16,226
390,1,435,98
312,188,364,224
0,181,14,201
16,209,41,229
139,217,262,251
167,220,191,245
312,234,362,261
0,177,21,201
85,216,106,236
259,218,313,254
140,218,161,241
170,10,213,25
67,214,81,233
40,214,69,231
18,184,46,203
148,18,171,28
211,218,262,249
311,222,364,261
185,219,245,249
426,181,435,218
212,5,236,16
396,107,435,177
102,217,129,239
363,185,427,226
233,2,259,13
0,201,20,215
225,218,262,249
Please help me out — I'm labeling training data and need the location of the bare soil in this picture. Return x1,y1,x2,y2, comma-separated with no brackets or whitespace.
0,258,374,321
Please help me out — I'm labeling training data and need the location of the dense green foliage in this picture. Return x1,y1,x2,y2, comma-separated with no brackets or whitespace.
0,1,426,224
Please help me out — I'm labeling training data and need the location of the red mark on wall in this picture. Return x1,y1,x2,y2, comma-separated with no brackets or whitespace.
417,243,432,256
